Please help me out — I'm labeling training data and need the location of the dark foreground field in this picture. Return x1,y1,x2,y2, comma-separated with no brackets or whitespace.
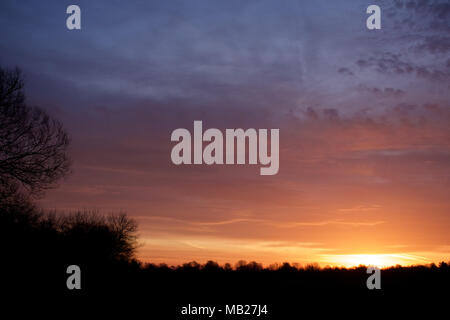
4,258,450,317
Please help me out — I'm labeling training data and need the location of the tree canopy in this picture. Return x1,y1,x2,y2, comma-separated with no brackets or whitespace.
0,66,71,199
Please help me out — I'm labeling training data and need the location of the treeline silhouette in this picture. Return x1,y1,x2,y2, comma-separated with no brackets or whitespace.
147,259,450,272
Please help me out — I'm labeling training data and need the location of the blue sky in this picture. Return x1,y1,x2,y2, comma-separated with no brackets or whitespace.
1,0,447,114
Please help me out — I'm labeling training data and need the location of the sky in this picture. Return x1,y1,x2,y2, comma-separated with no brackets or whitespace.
1,0,449,267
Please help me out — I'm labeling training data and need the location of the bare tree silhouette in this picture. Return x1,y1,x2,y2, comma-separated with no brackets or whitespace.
0,66,70,200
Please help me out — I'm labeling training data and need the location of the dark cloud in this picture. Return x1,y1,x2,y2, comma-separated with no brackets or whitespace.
356,53,450,82
415,35,450,54
337,67,354,76
358,85,405,97
401,0,450,19
350,0,450,91
323,108,339,120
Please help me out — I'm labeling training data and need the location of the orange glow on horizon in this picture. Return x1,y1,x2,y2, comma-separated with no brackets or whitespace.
137,235,450,268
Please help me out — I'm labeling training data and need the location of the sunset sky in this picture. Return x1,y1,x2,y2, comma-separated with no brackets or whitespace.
1,0,449,267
